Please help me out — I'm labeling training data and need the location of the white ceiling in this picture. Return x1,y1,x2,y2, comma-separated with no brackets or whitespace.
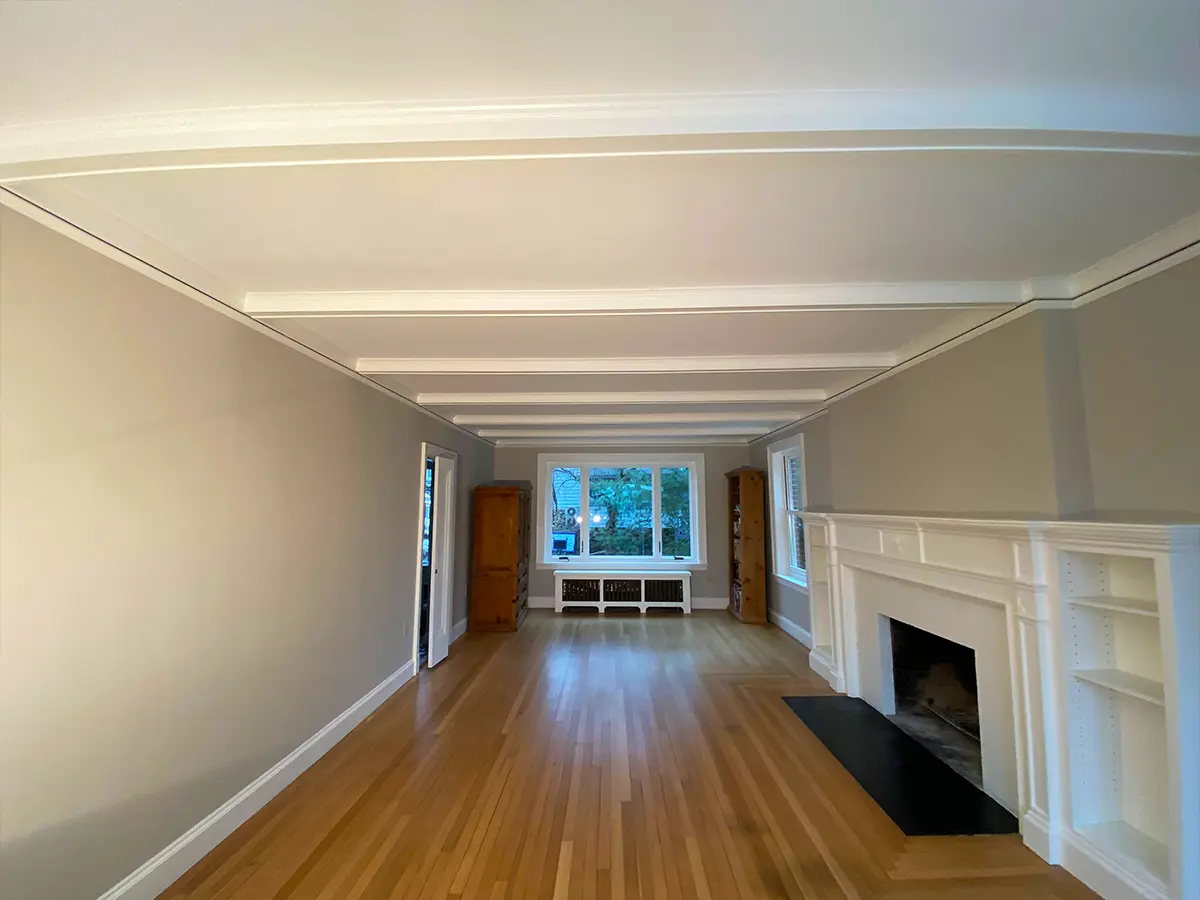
2,1,1198,445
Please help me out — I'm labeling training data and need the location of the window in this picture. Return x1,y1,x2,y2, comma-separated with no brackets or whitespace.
768,436,807,586
538,453,706,568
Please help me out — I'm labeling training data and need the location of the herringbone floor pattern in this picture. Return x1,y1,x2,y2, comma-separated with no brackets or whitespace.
166,612,1097,899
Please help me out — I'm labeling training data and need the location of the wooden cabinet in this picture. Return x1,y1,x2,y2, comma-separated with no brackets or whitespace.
469,483,531,632
727,467,767,623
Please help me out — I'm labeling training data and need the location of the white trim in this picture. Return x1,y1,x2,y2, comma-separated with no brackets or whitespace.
244,282,1019,317
453,412,810,426
3,86,1198,176
691,596,731,610
451,617,468,644
420,390,828,406
410,443,459,672
1061,829,1169,900
536,452,707,569
1022,809,1053,863
769,609,814,648
357,354,894,375
527,595,557,609
479,425,767,439
766,434,809,585
808,649,842,692
1068,210,1200,302
499,436,751,448
774,572,809,590
827,299,1059,405
97,660,415,900
0,188,492,446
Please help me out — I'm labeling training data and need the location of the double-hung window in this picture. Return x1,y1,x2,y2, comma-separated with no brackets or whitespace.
768,437,808,586
538,453,706,568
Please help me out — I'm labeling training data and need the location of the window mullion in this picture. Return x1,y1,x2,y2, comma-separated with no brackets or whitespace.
580,466,590,560
652,466,662,559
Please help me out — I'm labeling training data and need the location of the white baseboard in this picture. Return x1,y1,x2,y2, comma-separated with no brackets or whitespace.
451,617,468,643
98,660,415,900
768,609,813,648
1021,809,1055,864
1061,828,1169,900
528,595,556,609
808,650,843,692
691,596,729,610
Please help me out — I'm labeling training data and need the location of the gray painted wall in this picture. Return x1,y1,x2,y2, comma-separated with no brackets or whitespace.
0,207,494,900
750,253,1200,626
1076,256,1200,519
827,312,1063,518
493,444,750,601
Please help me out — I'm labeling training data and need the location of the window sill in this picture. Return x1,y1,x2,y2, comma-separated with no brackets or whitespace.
773,571,809,590
539,559,707,572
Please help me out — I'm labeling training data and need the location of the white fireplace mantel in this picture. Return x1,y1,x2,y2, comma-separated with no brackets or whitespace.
800,512,1199,900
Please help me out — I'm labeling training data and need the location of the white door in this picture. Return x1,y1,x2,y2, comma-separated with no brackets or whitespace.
426,455,456,667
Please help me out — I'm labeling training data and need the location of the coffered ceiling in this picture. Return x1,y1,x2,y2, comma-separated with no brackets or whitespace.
2,1,1198,445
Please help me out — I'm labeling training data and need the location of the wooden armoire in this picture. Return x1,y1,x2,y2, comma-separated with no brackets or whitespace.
469,482,531,632
727,467,767,623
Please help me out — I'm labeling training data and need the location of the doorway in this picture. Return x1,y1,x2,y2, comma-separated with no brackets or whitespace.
412,443,457,671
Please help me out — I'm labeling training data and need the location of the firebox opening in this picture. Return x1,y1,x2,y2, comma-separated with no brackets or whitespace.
887,618,982,790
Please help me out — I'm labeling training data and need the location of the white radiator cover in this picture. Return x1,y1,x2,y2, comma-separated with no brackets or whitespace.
554,570,692,614
800,513,1199,900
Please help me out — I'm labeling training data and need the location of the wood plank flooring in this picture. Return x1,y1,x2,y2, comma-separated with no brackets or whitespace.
166,612,1097,899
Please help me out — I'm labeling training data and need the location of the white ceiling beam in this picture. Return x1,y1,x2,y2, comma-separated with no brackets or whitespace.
2,87,1198,180
358,354,893,376
452,411,809,426
474,425,765,438
244,282,1021,318
494,436,752,447
417,390,828,405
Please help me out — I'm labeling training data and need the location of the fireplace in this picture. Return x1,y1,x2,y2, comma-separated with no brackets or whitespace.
887,618,983,790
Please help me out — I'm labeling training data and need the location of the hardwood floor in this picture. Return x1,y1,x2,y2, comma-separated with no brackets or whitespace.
166,612,1096,899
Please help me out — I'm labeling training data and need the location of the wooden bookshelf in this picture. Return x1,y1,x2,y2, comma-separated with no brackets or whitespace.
727,467,767,623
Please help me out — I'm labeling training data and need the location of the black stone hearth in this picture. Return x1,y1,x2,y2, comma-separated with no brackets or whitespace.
782,695,1017,836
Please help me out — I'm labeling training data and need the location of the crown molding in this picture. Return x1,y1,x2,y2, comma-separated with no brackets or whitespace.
2,87,1198,179
477,425,762,439
5,180,242,307
1068,209,1200,304
452,411,808,426
243,282,1020,318
495,436,751,447
0,187,491,446
416,389,828,406
358,354,894,376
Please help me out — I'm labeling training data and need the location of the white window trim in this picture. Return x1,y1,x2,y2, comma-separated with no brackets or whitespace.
767,435,809,589
536,452,707,570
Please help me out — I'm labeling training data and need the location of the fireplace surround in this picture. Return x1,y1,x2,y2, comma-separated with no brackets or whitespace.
794,513,1199,900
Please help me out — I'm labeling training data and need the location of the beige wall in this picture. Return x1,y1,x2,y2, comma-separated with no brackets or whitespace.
749,255,1200,628
826,312,1063,518
0,208,494,900
1076,256,1200,519
493,444,750,601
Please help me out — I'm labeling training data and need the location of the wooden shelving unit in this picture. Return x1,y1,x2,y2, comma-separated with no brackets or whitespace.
727,467,766,623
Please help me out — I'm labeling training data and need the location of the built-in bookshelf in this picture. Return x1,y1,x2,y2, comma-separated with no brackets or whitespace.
1062,549,1171,893
727,467,766,623
806,528,834,658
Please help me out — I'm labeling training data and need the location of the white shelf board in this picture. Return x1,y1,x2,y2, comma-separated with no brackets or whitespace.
1068,595,1159,617
1076,821,1170,887
1073,669,1165,707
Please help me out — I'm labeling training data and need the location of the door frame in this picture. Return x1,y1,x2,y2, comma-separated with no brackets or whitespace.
411,442,458,671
